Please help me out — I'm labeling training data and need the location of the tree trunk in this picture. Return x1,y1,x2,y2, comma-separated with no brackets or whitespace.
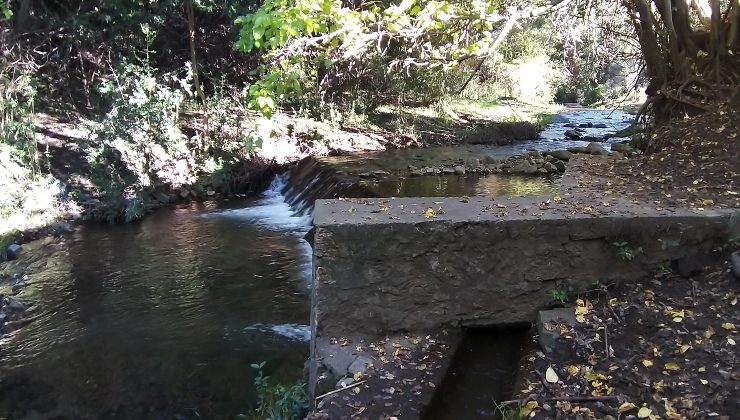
185,0,208,149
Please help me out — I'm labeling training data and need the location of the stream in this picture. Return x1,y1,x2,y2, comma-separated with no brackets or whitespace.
0,109,633,419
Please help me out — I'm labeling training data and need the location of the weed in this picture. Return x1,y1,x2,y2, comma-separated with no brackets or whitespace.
653,264,673,280
551,284,572,304
613,241,642,261
715,236,740,253
493,400,529,420
246,362,307,420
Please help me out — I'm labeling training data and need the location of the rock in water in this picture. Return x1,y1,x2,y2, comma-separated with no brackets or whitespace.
564,129,582,140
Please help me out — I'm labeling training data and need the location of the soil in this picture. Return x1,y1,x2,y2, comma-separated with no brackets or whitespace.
566,101,739,209
511,257,738,420
509,104,739,420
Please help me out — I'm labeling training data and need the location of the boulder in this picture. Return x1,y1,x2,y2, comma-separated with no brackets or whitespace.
454,166,466,175
537,308,577,355
544,162,558,173
594,123,608,128
348,355,374,376
611,151,626,160
547,150,573,161
579,122,593,128
586,142,609,156
553,160,566,172
583,135,603,143
179,189,191,199
564,129,582,140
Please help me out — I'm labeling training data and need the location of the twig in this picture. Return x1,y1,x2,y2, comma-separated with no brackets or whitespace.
604,324,610,359
545,395,618,403
314,380,369,401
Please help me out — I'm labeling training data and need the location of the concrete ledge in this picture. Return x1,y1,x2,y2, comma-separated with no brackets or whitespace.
312,196,739,338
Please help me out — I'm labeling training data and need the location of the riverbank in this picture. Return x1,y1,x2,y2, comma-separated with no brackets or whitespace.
0,99,556,251
504,102,739,420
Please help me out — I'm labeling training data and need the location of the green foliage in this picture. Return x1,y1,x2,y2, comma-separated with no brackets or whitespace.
235,0,518,116
493,400,529,420
1,1,12,21
654,264,673,280
715,236,740,253
658,238,680,250
0,64,40,175
247,362,307,420
613,241,642,261
550,284,572,304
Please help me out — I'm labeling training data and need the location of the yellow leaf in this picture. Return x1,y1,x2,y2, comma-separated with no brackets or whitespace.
423,207,437,218
352,386,360,394
524,400,538,411
618,402,637,413
700,379,708,385
545,367,559,383
664,362,680,371
353,371,363,381
567,365,580,376
721,322,736,330
702,199,714,206
705,326,715,339
679,344,691,353
642,359,653,367
638,406,652,418
697,366,706,372
416,363,427,370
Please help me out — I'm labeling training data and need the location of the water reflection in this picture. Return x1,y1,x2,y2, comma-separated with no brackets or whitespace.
0,199,311,419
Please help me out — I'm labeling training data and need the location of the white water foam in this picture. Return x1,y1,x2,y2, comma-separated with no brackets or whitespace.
202,174,312,232
245,323,311,342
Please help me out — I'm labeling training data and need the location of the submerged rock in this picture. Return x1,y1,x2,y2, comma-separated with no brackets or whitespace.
564,129,582,140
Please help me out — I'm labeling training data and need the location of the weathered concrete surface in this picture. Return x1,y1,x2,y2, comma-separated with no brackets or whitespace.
312,196,740,338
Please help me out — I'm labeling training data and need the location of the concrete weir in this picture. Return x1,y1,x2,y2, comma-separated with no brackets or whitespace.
308,194,739,417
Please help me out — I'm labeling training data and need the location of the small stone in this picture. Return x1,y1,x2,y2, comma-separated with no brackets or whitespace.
454,166,466,175
537,167,549,174
359,172,373,178
335,377,355,389
553,160,566,172
544,162,558,173
537,308,577,355
611,151,625,160
593,123,608,128
442,168,455,174
408,165,418,171
348,356,373,375
6,244,22,260
373,170,389,177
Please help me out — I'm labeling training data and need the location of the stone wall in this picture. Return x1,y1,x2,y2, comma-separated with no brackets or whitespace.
311,196,740,338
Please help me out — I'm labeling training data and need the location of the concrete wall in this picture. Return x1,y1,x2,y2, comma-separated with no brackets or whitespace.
311,196,739,338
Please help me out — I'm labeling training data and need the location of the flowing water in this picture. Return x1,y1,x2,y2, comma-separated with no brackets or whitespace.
0,177,313,419
0,109,633,419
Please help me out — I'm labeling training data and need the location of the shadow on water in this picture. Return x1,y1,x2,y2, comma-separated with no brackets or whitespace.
424,328,529,420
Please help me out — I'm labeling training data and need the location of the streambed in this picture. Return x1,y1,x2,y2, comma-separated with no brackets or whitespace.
0,109,633,419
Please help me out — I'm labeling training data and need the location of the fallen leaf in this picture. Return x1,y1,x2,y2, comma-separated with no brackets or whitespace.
705,326,715,339
618,402,637,413
721,322,736,330
664,362,680,371
642,359,653,367
679,344,691,353
545,367,559,383
638,406,652,418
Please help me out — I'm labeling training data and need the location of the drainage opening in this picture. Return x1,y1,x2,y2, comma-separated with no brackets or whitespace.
424,327,529,419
